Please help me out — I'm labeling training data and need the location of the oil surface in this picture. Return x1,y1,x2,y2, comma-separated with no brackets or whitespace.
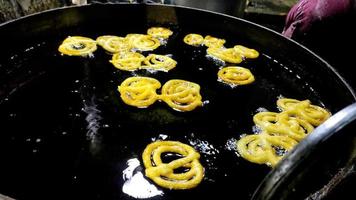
0,25,325,200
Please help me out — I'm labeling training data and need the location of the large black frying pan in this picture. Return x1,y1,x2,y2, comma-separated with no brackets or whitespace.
0,3,355,200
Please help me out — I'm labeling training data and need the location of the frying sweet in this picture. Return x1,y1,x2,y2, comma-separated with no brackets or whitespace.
117,77,203,112
58,36,97,56
236,98,331,167
218,66,255,85
147,27,173,39
142,140,204,189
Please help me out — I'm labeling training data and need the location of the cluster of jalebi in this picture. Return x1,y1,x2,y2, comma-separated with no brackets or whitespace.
58,26,172,55
142,140,204,190
110,53,177,72
217,66,255,85
183,33,259,64
184,34,225,48
118,77,203,112
236,98,331,167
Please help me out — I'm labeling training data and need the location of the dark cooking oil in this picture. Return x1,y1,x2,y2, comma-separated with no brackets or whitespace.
0,22,328,200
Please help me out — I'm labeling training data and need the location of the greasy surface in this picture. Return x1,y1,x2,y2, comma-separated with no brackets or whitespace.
0,4,354,200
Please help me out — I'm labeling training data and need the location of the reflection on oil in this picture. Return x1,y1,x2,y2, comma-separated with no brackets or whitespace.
122,158,163,199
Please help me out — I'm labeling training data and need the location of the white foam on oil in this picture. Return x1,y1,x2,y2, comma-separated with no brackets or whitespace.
122,158,163,199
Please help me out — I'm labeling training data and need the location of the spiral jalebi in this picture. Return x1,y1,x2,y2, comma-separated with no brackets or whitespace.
236,134,298,167
142,54,177,72
207,47,243,64
110,52,145,71
142,140,204,189
117,77,161,108
218,66,255,85
233,45,259,59
96,35,131,53
253,112,314,141
277,98,331,126
147,27,173,39
204,35,226,48
183,33,204,46
160,80,203,112
58,36,97,56
127,34,161,51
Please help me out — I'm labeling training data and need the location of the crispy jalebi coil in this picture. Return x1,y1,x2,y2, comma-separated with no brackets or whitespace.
160,80,203,112
118,77,161,108
142,140,204,190
277,98,331,126
147,27,173,39
236,134,298,167
218,66,255,85
207,47,243,64
253,112,314,141
58,36,97,56
110,52,145,71
204,35,226,48
127,34,161,51
233,45,259,59
142,54,177,72
96,35,131,53
183,34,204,46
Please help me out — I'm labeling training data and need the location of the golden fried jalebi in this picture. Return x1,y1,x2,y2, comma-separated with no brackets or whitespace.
128,34,161,51
236,134,298,167
96,35,131,53
147,27,173,39
117,77,161,108
217,66,255,85
207,47,243,64
236,97,330,167
204,35,226,48
160,80,203,112
142,54,177,72
142,140,204,190
58,36,97,56
110,52,145,71
183,33,204,46
277,98,331,126
253,112,314,141
233,45,259,59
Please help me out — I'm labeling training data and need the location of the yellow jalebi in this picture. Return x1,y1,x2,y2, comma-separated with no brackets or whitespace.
118,77,203,111
277,98,331,126
127,34,161,51
96,35,131,53
217,66,255,85
117,77,161,108
183,33,204,46
204,35,226,48
110,52,145,71
142,140,204,190
147,27,173,39
160,80,203,112
236,133,298,167
58,36,97,56
207,47,243,64
236,98,330,167
142,54,177,72
233,45,259,59
253,112,314,141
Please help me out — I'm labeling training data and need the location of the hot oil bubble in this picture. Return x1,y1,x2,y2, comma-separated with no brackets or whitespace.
151,134,168,141
188,133,219,172
206,55,225,66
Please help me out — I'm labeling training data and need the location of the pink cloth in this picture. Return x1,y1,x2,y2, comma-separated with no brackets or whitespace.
282,0,355,38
